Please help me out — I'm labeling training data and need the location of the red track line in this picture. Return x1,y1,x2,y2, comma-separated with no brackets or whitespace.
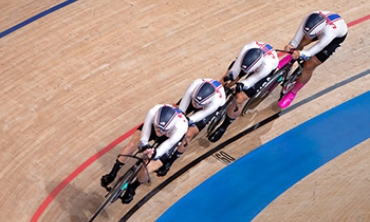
30,13,370,221
348,14,370,27
30,124,141,222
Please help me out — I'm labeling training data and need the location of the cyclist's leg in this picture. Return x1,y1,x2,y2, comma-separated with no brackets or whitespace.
298,57,320,83
208,91,248,142
101,128,142,187
227,92,247,119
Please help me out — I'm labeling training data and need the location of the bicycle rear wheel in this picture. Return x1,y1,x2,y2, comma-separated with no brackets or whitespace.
242,69,286,116
206,96,234,136
88,169,135,222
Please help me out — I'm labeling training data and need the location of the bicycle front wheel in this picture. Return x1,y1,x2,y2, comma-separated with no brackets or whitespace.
241,96,261,116
88,169,135,222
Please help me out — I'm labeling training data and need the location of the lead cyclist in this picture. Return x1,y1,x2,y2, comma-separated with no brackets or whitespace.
279,10,348,109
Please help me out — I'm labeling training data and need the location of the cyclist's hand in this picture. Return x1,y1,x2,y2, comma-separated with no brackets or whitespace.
222,73,234,86
235,82,245,93
224,81,234,89
223,75,232,83
138,141,151,152
284,44,295,53
292,50,300,60
144,148,155,159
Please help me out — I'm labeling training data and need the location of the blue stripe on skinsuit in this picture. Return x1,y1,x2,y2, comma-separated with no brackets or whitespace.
174,108,183,114
260,43,273,55
210,80,222,88
327,14,341,22
157,91,370,222
264,43,273,51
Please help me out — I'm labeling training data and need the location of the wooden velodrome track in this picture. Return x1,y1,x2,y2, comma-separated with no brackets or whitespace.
1,0,370,221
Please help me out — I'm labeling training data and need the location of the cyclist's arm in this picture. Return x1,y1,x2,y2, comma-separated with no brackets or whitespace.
189,100,220,123
220,68,231,85
220,63,241,87
289,17,306,48
179,80,200,113
153,125,187,160
300,31,335,59
140,105,159,145
240,64,272,89
225,77,241,88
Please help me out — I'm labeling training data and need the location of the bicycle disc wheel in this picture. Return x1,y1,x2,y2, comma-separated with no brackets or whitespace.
88,170,135,222
241,96,261,116
207,97,233,136
242,70,284,116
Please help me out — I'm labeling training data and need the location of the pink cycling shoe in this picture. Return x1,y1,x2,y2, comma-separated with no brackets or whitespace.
278,91,296,109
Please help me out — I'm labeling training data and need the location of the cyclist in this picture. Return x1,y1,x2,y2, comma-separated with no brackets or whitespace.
208,41,279,143
279,10,348,108
100,104,188,203
155,78,226,176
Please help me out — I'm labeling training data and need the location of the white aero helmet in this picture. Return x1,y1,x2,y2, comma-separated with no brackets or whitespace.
153,105,177,133
191,82,216,108
303,12,326,39
241,48,263,74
